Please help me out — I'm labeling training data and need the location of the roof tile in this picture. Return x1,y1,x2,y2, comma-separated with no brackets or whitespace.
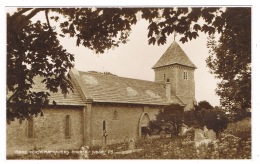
7,76,86,106
152,41,196,69
79,71,183,105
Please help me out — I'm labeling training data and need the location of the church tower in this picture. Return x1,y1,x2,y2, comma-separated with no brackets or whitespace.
152,41,197,111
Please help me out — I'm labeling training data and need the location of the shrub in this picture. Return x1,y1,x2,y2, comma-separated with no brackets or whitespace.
149,104,185,137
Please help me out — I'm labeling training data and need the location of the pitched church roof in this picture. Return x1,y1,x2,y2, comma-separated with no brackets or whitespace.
7,76,86,106
77,71,183,106
152,41,196,69
7,70,184,107
32,76,86,106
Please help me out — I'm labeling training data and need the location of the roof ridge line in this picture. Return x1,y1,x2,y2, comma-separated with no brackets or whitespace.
69,68,93,103
79,71,162,84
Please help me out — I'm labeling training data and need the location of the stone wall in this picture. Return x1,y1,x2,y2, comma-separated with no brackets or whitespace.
6,106,84,155
7,103,163,155
90,103,161,146
154,66,176,84
175,66,195,100
175,66,195,111
154,65,195,111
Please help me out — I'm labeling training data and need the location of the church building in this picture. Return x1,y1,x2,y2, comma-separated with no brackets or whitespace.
6,41,196,155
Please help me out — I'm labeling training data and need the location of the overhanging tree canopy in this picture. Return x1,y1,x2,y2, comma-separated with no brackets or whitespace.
7,7,251,122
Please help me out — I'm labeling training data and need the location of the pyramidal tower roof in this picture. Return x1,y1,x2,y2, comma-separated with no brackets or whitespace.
152,41,196,69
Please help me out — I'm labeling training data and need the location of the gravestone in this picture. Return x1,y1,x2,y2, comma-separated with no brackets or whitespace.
79,146,89,159
128,139,135,151
194,129,206,142
205,129,216,140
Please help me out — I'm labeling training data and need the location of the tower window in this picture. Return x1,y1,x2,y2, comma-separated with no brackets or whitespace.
163,74,166,80
183,72,188,79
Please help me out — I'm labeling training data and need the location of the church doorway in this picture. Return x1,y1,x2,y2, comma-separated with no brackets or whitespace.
139,113,150,137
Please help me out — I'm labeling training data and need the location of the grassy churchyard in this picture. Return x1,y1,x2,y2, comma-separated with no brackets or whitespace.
7,117,251,159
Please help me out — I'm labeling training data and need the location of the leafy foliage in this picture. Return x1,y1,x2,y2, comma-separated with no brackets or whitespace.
198,108,228,136
7,10,74,122
185,101,229,136
195,100,214,110
206,8,251,111
7,7,248,122
152,101,228,137
149,104,185,136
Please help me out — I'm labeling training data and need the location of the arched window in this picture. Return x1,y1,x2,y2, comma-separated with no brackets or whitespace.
113,110,118,120
28,117,34,138
103,120,106,131
65,115,71,139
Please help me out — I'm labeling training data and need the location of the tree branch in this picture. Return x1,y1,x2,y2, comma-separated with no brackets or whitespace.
12,8,34,18
45,9,52,31
24,8,46,20
7,89,19,104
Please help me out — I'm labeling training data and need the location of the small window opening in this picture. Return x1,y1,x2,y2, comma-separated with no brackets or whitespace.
65,115,71,139
183,72,188,79
28,117,34,138
113,110,118,120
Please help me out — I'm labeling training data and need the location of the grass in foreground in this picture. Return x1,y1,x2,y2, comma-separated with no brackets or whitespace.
7,117,251,159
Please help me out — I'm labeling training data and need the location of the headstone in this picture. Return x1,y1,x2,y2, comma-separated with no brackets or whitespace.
194,129,206,142
128,139,135,151
205,129,216,140
79,146,89,159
